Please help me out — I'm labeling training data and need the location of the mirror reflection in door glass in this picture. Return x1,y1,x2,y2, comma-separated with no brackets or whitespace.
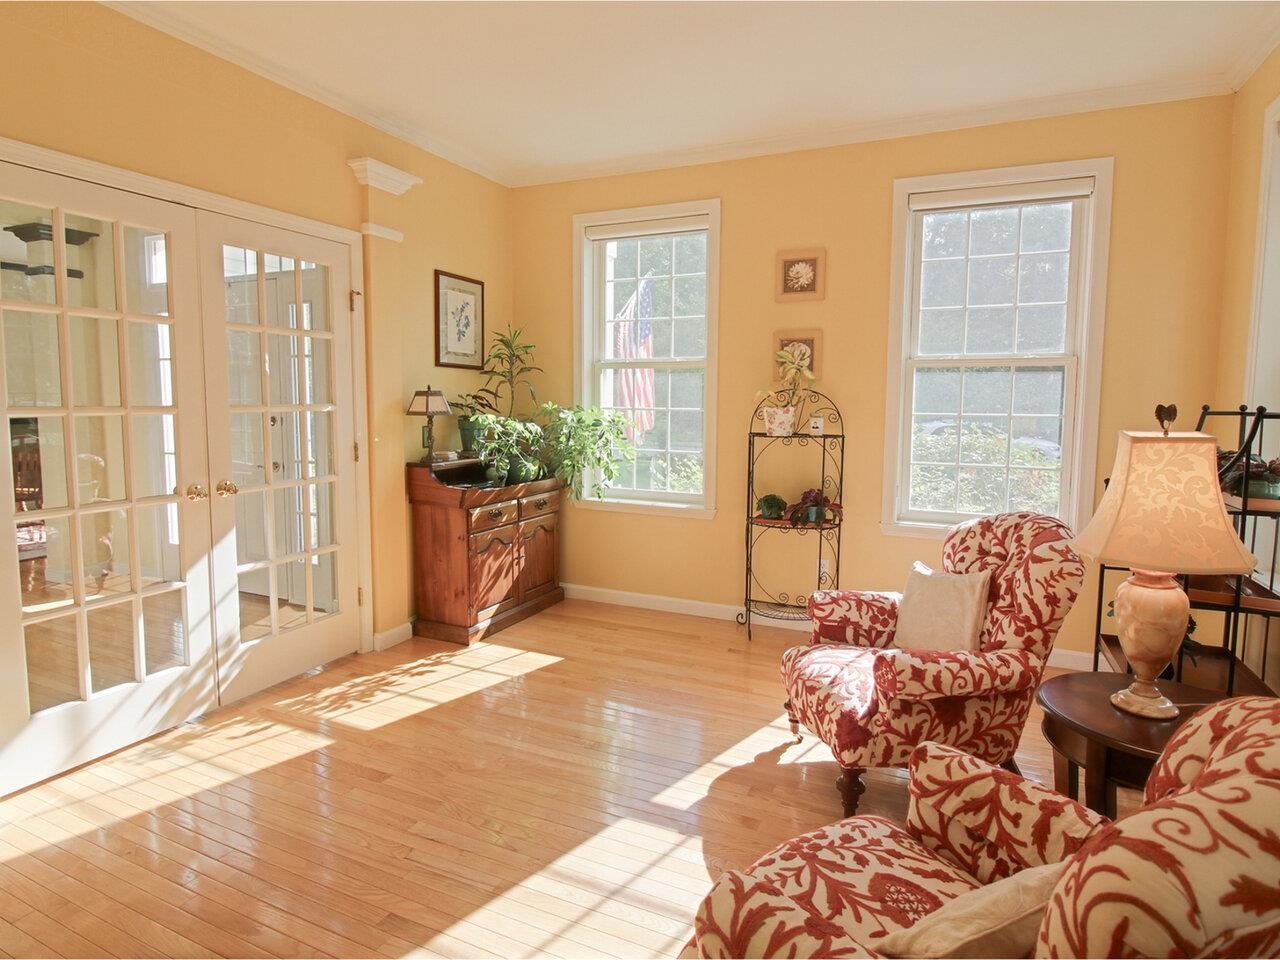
234,490,270,564
299,262,329,331
226,330,262,405
123,227,169,317
131,414,177,499
81,508,130,599
267,333,300,405
128,321,176,406
307,411,333,476
24,613,80,713
0,201,57,304
222,245,259,324
63,214,116,312
143,590,186,674
273,485,306,556
136,502,181,588
4,311,61,407
311,551,338,618
71,315,122,407
238,569,272,642
264,255,297,329
273,411,303,480
16,515,73,613
274,558,308,632
87,601,137,693
11,417,68,510
312,482,335,550
303,336,332,404
230,411,265,486
74,415,126,503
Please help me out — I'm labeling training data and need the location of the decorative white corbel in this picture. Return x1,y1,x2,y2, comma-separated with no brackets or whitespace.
348,157,422,196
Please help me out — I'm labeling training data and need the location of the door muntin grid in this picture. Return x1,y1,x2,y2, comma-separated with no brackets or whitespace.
221,246,339,644
2,198,191,715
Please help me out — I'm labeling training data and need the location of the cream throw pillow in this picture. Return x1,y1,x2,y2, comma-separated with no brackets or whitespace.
878,860,1066,959
894,561,991,652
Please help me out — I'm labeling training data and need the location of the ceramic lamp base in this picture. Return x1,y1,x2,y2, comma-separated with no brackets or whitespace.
1111,569,1187,721
1111,681,1179,719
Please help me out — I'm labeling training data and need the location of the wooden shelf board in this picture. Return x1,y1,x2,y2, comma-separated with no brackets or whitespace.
1224,493,1280,515
1097,633,1276,697
1186,574,1280,615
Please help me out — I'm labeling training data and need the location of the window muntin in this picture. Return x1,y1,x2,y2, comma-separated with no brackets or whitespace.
899,196,1084,524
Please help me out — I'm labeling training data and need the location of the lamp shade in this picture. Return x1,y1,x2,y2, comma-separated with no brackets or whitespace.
407,387,451,417
1070,431,1256,575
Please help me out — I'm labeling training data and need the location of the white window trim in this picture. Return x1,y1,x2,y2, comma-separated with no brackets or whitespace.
882,158,1113,539
572,198,720,519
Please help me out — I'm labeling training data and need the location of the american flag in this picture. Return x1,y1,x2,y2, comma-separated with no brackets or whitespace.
613,273,655,442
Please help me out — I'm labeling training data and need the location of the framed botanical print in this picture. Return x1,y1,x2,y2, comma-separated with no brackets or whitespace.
775,248,826,302
435,270,484,369
774,328,823,380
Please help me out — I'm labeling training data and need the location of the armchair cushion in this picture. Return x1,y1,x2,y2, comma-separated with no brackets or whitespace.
872,649,1041,701
908,743,1105,884
895,561,991,652
808,590,900,648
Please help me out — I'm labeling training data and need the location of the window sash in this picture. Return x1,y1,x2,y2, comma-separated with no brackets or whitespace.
896,196,1087,525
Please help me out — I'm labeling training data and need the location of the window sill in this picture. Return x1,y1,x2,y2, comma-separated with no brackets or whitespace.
574,497,717,521
880,519,949,540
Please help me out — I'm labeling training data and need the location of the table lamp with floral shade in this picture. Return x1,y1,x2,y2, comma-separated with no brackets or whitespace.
1070,412,1256,719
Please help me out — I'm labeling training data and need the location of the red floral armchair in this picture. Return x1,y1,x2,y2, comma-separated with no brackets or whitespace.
690,696,1280,958
784,512,1084,814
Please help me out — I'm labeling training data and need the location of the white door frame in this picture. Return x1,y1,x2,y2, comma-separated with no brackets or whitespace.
0,136,374,653
1245,95,1280,408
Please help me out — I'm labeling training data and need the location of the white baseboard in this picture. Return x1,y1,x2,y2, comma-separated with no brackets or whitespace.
563,582,1096,668
373,621,413,651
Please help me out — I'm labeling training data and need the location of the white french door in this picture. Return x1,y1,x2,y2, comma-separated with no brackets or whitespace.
0,166,362,795
0,161,214,795
197,212,359,705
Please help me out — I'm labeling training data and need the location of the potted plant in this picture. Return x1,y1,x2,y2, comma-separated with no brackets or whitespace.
786,487,843,527
475,326,542,417
1219,448,1274,499
756,493,787,520
470,414,546,485
538,402,635,499
451,391,497,453
762,342,815,436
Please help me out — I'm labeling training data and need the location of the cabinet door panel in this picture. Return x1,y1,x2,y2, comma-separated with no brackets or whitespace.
519,514,559,602
469,526,519,620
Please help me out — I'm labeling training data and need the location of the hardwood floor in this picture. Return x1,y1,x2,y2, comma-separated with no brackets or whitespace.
0,599,1072,959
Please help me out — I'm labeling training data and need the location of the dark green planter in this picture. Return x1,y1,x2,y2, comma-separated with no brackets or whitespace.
457,416,480,453
507,460,540,484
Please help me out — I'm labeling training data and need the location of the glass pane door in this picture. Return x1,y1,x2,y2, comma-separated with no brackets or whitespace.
198,213,357,704
0,160,214,796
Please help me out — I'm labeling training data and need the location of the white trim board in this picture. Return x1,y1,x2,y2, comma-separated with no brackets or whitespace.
561,583,1092,671
373,622,415,652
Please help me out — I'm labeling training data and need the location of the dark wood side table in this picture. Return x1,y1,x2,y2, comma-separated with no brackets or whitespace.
1036,672,1221,818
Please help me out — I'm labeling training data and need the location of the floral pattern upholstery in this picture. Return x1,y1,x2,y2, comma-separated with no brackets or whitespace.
788,513,1084,771
691,700,1280,958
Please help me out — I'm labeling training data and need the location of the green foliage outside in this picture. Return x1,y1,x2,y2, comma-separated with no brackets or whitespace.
910,421,1059,514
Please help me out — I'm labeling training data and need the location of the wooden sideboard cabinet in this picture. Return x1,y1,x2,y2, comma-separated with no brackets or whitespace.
406,462,564,644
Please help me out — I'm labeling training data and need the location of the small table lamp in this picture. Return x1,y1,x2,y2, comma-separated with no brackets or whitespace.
1071,430,1255,719
407,386,451,465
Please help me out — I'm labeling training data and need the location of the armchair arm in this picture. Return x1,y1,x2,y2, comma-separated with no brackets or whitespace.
906,742,1106,884
871,648,1041,701
807,590,900,648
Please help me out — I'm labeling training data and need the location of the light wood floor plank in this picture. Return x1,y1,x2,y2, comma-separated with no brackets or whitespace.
0,599,1073,958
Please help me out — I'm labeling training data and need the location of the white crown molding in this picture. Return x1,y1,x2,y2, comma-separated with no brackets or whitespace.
105,0,1249,189
1227,27,1280,90
360,221,405,243
348,158,422,197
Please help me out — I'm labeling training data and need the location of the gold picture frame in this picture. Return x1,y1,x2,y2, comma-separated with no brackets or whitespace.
774,328,823,380
775,248,826,302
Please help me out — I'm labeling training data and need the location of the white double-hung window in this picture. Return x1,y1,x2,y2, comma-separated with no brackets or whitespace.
573,200,720,516
884,161,1113,534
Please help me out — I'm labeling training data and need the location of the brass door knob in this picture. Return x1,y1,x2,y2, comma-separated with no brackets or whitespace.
216,480,240,498
185,483,209,502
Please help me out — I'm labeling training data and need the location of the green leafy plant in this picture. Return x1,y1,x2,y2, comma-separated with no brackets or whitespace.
539,402,634,500
773,342,815,408
469,414,545,482
450,391,498,417
787,488,843,527
477,326,542,416
756,493,787,520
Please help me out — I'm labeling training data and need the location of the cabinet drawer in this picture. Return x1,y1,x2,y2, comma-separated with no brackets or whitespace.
469,500,518,533
520,490,559,519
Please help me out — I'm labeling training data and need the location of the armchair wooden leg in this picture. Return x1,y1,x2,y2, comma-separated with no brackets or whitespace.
837,767,866,817
1001,758,1022,776
783,698,801,739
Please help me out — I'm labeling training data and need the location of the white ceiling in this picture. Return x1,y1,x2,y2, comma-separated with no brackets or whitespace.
111,1,1280,187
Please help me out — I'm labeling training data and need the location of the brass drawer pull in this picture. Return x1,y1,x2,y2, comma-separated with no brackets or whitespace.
487,507,504,520
534,497,548,509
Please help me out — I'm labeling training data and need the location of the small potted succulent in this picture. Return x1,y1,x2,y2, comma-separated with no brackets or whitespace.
786,488,843,527
761,342,815,436
756,493,787,520
451,391,497,453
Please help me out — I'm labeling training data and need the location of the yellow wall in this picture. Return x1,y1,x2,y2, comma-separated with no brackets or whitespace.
1217,45,1280,406
4,2,509,634
512,97,1235,653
